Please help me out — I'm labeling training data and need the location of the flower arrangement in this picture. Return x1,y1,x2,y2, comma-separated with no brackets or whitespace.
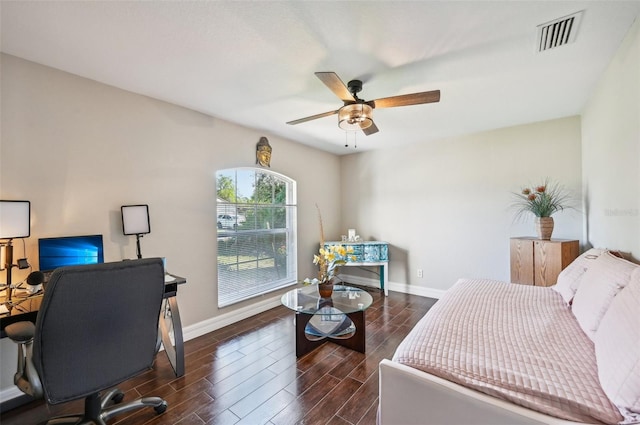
303,207,355,286
511,179,572,219
303,244,355,285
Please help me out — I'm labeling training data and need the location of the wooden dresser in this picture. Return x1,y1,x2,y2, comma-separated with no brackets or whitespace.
510,237,579,286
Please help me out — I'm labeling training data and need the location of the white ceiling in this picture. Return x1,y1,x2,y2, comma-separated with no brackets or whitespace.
2,1,639,155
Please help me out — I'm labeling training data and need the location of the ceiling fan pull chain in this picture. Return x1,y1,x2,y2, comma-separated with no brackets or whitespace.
344,131,357,149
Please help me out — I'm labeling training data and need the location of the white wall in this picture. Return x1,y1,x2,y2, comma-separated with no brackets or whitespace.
0,54,342,395
581,17,640,261
340,117,584,294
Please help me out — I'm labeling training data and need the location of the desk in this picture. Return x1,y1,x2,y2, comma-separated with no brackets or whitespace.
0,293,42,339
160,273,186,377
0,273,187,377
324,241,389,296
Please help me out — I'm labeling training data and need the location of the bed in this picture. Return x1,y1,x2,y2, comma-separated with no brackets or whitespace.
378,249,640,425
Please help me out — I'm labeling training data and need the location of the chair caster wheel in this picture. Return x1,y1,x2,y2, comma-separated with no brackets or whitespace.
154,401,168,414
111,391,125,404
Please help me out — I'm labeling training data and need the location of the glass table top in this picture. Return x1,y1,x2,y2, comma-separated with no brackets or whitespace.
281,285,373,315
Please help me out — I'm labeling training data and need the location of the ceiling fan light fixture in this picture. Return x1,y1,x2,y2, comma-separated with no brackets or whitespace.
338,103,373,131
288,72,441,136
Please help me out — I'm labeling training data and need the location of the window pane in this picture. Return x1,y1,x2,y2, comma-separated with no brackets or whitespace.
236,169,256,201
272,206,287,229
216,168,296,307
254,172,287,205
216,170,237,202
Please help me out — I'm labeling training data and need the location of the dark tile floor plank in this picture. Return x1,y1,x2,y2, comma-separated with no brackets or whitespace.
204,409,240,425
300,377,362,425
336,372,379,423
194,369,279,422
227,368,299,419
115,378,216,425
357,400,380,425
327,415,352,425
270,373,341,425
175,412,207,425
234,389,295,425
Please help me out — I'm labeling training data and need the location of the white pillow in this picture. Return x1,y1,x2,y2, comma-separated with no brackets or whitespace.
571,251,638,340
552,248,604,305
594,267,640,413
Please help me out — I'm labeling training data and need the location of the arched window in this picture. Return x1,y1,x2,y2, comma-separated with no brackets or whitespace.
216,168,297,307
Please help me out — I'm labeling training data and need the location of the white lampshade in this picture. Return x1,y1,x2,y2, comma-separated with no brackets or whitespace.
0,200,31,239
121,204,151,235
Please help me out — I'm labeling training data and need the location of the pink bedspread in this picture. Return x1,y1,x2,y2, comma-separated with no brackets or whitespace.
392,278,623,424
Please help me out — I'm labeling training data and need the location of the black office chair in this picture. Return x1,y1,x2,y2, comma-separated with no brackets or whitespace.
5,258,168,424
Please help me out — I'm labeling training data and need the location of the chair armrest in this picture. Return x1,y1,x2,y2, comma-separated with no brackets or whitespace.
6,321,35,343
5,321,42,399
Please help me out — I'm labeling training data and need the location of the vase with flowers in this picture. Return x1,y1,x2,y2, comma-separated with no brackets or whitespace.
511,179,573,240
303,207,356,298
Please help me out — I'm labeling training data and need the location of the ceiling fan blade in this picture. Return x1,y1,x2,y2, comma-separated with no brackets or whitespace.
315,72,355,102
362,120,379,136
286,110,338,125
370,90,440,109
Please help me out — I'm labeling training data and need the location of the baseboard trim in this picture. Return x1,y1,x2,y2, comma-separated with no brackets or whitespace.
0,387,32,412
182,295,282,342
339,273,445,300
388,282,445,299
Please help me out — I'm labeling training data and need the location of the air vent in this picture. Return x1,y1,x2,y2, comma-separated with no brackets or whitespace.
536,11,583,52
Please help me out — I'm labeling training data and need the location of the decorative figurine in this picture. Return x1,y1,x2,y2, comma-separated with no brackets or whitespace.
256,137,272,167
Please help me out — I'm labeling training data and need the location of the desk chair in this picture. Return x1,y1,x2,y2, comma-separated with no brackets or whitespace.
5,258,168,424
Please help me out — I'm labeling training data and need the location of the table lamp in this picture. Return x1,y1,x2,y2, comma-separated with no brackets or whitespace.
0,200,31,302
121,204,151,259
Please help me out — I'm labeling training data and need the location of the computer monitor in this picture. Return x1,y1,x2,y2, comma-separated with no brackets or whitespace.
38,235,105,272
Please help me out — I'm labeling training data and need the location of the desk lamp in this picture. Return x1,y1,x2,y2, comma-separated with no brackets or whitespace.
121,204,151,259
0,200,31,302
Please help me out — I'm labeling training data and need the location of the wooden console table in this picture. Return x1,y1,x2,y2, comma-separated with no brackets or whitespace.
324,241,389,296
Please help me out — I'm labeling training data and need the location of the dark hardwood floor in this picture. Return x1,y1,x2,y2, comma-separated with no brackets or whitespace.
1,287,436,425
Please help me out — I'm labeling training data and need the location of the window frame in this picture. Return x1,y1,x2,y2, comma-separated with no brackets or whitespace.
216,167,297,307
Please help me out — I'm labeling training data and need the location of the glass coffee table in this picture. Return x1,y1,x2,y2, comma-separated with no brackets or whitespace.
281,285,373,357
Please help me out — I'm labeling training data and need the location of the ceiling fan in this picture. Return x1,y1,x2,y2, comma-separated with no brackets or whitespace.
287,72,441,136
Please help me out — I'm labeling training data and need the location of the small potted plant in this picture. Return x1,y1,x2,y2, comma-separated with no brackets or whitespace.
303,206,355,297
512,179,573,240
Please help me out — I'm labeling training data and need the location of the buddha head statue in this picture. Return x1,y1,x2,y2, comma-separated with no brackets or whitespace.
256,137,272,167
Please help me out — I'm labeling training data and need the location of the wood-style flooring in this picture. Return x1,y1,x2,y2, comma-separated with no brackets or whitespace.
1,287,436,425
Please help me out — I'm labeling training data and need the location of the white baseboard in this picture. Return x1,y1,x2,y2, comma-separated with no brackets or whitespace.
0,386,24,405
389,282,446,299
339,273,445,300
182,295,282,342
